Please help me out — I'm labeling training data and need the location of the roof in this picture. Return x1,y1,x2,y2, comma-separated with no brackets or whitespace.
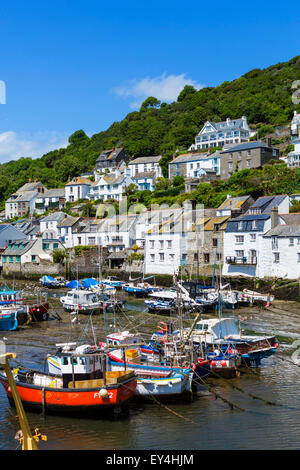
96,148,125,163
280,213,300,225
7,191,38,203
217,196,251,211
17,181,44,192
39,188,65,198
226,214,270,233
249,195,288,213
65,177,91,186
57,216,81,228
199,117,249,134
107,251,127,259
129,155,161,164
264,225,300,237
2,240,36,256
102,174,127,185
221,140,274,154
133,171,156,180
203,216,230,231
41,212,66,223
170,152,220,164
0,224,10,232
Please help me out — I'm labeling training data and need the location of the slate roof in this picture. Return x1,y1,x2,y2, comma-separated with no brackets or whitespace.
41,212,66,223
39,188,65,198
248,195,288,213
264,225,300,237
170,152,220,164
226,214,270,233
129,156,161,164
57,216,81,228
2,240,36,256
17,182,44,192
65,177,91,186
133,171,156,179
280,214,300,225
221,141,271,154
96,148,125,163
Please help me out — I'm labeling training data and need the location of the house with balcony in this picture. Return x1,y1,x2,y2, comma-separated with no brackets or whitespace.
189,116,254,151
287,111,300,169
168,152,220,180
220,141,279,179
222,196,289,277
88,172,133,202
35,188,65,214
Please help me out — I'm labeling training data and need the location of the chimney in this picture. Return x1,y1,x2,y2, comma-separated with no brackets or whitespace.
267,137,271,147
271,207,278,229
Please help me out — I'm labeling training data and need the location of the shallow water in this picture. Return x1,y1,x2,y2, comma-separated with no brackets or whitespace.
0,286,299,450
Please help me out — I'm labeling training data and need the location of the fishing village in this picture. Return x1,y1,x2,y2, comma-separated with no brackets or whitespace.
1,3,300,451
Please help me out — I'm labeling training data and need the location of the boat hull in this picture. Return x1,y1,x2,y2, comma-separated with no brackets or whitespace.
0,313,18,331
0,374,136,415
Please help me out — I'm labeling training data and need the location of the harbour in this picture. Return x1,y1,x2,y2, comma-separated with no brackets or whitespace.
0,280,299,450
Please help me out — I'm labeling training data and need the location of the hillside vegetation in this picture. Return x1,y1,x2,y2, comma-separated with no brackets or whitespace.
0,55,300,209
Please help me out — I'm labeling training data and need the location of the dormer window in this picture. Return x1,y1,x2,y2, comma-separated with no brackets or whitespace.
238,221,243,230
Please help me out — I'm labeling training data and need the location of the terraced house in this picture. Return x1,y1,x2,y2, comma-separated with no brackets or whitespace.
5,180,46,219
168,152,220,180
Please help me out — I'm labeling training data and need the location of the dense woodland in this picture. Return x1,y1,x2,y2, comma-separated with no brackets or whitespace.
1,55,300,210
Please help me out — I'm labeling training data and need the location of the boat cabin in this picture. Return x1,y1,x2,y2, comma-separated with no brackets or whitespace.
106,331,142,348
47,343,105,388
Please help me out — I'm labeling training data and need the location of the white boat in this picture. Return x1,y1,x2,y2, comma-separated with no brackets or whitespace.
241,289,274,304
60,289,103,314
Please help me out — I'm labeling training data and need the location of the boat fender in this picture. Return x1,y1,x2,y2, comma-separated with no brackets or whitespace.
191,363,196,371
210,360,216,366
99,388,108,398
220,360,227,367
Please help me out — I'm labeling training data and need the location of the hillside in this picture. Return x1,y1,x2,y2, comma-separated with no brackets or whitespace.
0,55,300,209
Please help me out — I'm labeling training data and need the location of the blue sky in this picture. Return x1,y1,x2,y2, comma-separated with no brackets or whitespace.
0,0,299,162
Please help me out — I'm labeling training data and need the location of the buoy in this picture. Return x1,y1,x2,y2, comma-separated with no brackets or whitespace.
99,388,108,398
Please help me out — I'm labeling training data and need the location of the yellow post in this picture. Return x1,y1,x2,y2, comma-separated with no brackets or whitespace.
0,353,38,450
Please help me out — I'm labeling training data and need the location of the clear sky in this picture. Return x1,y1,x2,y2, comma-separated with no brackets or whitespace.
0,0,299,162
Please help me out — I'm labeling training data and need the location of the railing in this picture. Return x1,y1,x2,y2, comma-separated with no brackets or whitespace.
226,256,257,265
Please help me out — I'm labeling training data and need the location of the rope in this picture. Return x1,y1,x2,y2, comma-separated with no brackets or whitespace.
192,369,245,412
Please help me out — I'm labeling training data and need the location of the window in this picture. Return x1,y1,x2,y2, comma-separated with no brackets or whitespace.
238,221,243,230
150,254,155,262
194,253,198,261
204,253,210,264
169,254,175,260
298,253,300,263
246,160,251,167
77,237,81,245
32,255,36,262
15,256,20,263
167,240,172,248
235,235,244,244
159,240,164,249
252,220,258,230
150,240,154,249
274,252,280,263
213,238,218,247
247,150,251,156
9,256,13,263
3,256,7,263
289,237,294,246
250,233,256,241
235,250,244,258
42,243,50,250
159,253,164,262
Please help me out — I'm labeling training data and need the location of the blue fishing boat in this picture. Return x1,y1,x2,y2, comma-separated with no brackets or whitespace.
122,282,149,297
101,277,125,290
0,310,18,331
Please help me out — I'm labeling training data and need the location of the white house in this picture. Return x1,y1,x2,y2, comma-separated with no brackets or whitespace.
88,172,133,202
35,188,65,214
144,207,194,275
40,212,67,240
189,116,255,151
168,152,221,179
128,156,162,179
222,195,289,278
259,224,300,279
5,181,46,219
287,111,300,168
65,177,92,202
132,171,157,191
57,216,82,248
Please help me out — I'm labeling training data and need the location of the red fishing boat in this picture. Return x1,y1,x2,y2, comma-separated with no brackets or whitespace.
0,344,136,416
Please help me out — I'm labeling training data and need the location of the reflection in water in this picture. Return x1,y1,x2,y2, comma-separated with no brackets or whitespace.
0,292,300,450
